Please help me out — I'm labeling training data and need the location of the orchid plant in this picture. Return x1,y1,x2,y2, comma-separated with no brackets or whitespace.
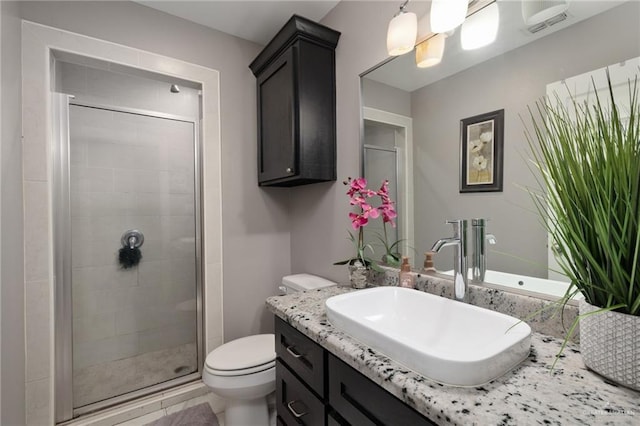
375,180,401,267
334,177,400,269
334,177,379,268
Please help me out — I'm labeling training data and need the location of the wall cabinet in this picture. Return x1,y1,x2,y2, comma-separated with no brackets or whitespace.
275,317,435,425
249,16,340,187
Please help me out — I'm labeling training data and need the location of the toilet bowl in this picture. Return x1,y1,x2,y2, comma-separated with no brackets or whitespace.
202,274,336,426
203,334,275,425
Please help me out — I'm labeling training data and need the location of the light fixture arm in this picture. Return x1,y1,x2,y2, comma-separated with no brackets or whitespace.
397,0,410,15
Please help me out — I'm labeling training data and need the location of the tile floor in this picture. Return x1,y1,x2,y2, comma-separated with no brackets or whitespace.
115,394,224,426
115,392,277,426
74,343,197,408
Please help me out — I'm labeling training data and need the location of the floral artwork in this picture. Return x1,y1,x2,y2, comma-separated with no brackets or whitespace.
460,109,504,193
467,120,494,185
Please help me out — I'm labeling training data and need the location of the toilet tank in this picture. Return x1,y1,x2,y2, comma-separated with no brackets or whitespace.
279,273,337,294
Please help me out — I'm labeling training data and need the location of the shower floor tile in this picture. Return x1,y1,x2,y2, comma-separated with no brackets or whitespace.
74,342,197,408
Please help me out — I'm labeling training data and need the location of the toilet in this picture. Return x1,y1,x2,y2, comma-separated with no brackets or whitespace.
202,274,336,425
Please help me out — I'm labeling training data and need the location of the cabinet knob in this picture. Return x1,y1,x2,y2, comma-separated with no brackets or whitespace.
286,167,293,173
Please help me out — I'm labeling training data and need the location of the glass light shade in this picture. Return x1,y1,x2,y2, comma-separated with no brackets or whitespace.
522,0,569,26
415,34,446,68
387,11,418,56
461,3,500,50
430,0,468,33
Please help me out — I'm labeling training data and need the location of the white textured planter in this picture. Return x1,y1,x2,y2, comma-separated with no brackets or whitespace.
348,262,368,289
579,299,640,391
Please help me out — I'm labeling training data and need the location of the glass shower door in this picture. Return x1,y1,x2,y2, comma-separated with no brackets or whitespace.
363,119,400,255
66,102,201,410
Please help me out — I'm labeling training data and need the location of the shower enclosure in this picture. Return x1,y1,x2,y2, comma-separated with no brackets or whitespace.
53,61,204,421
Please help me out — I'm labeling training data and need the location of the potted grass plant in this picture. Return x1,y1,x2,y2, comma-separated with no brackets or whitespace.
525,71,639,390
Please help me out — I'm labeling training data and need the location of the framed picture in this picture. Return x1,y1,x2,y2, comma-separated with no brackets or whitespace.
460,109,504,193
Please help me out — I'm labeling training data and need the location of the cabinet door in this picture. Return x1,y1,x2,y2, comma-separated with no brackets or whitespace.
256,46,298,184
277,360,326,426
275,317,326,397
329,354,436,426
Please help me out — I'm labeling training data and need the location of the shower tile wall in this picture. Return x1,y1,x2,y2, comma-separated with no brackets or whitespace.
59,60,201,407
70,106,196,369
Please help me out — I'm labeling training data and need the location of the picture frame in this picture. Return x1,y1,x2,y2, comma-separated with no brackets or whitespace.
459,109,504,193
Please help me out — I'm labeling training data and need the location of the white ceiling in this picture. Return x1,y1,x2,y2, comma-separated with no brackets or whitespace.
135,0,341,45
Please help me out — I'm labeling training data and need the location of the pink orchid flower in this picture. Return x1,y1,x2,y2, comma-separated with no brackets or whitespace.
349,212,368,230
380,204,397,227
376,180,397,227
346,177,368,197
362,203,380,219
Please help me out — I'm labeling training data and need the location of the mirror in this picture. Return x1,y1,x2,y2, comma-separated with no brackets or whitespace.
361,1,640,287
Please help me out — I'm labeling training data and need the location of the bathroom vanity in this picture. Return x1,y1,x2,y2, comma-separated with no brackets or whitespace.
267,285,639,425
275,316,433,425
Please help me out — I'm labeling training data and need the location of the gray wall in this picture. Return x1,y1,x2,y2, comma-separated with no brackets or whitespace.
410,1,640,277
20,0,291,342
1,1,26,425
361,78,411,117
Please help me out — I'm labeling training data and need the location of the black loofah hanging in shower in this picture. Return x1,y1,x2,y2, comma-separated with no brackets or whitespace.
118,246,142,269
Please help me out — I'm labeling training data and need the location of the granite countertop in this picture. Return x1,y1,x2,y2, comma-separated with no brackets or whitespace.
266,286,639,426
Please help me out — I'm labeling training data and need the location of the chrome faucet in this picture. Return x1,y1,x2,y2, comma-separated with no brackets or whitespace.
431,219,468,302
471,219,497,283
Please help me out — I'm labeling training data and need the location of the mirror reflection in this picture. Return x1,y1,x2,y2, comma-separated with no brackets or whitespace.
361,0,640,293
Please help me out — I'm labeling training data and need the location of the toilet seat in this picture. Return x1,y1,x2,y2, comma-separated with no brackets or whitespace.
205,334,275,377
206,360,275,377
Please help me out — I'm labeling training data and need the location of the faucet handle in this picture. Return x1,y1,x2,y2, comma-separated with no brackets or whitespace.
486,233,497,244
446,219,467,227
471,218,488,226
445,219,467,235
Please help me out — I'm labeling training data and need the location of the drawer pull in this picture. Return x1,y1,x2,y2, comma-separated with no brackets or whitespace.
286,345,304,359
287,400,308,418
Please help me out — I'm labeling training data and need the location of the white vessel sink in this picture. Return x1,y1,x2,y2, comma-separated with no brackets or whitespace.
325,287,531,387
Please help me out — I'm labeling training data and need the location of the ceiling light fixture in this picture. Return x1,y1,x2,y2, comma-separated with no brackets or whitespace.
415,33,446,68
387,0,418,56
430,0,469,33
461,2,500,50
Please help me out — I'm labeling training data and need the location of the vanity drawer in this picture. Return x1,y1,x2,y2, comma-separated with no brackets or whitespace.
276,359,326,426
275,317,326,397
328,354,435,426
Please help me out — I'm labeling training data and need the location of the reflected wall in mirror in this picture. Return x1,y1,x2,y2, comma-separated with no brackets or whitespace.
361,1,640,285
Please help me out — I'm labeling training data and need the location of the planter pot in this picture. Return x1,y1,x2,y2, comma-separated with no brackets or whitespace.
579,299,640,391
348,262,368,289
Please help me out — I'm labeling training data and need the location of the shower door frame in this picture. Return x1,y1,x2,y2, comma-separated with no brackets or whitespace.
361,107,414,260
53,95,205,422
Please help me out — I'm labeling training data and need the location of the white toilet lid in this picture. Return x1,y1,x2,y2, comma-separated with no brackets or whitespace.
206,334,275,372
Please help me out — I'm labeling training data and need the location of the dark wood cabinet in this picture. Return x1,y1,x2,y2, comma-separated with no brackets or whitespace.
274,317,435,426
328,354,436,426
249,15,340,187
